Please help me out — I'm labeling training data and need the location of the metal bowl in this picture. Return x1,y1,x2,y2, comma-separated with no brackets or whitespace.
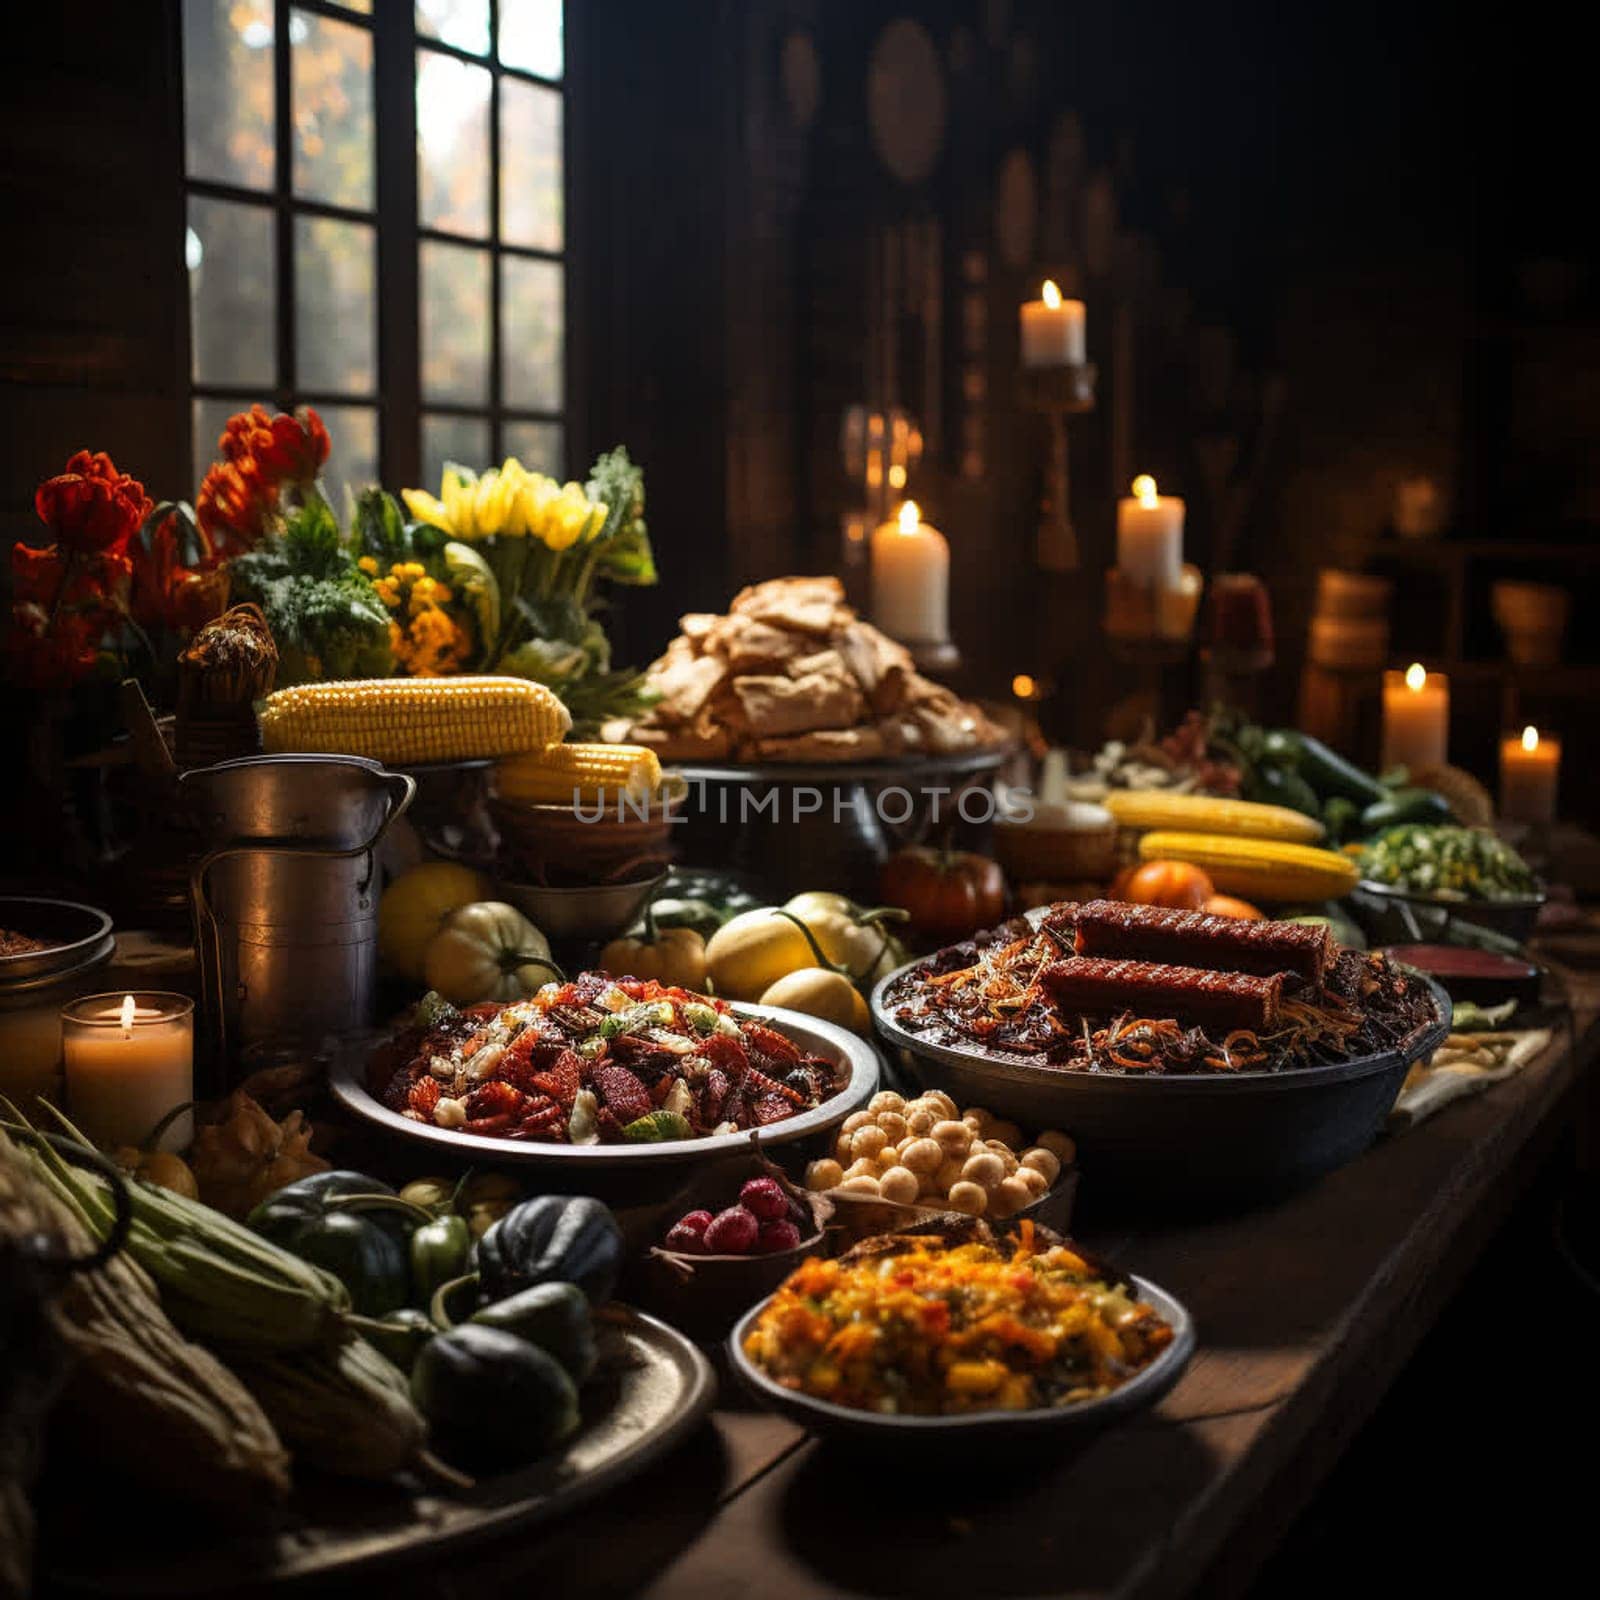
871,960,1452,1199
498,871,669,943
727,1271,1194,1449
0,898,114,994
327,1001,879,1170
1356,879,1547,946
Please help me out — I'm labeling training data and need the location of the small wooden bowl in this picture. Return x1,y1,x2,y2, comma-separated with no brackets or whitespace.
992,818,1117,882
491,794,683,886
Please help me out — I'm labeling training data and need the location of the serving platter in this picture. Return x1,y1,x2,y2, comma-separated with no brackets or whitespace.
42,1306,715,1595
871,959,1452,1198
328,1002,880,1170
728,1272,1194,1449
1355,878,1547,944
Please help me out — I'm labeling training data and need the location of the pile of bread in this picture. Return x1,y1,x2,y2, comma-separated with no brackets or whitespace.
601,576,1005,763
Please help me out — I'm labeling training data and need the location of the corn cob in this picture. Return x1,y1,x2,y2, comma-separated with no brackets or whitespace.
1137,831,1360,903
1104,789,1325,844
258,675,570,766
496,741,663,805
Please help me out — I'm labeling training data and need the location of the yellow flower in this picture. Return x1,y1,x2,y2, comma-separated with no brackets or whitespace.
543,482,603,551
401,488,452,533
358,555,379,576
441,466,480,541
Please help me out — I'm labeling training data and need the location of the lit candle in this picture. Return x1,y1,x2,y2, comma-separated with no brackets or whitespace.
1499,725,1560,825
871,500,949,643
1116,475,1185,590
1020,279,1086,367
1381,663,1450,772
61,992,194,1152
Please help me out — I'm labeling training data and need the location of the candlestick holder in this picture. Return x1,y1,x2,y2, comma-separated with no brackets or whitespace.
1103,564,1204,664
1020,363,1097,573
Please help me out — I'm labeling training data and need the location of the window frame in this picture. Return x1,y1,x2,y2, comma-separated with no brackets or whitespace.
178,0,569,495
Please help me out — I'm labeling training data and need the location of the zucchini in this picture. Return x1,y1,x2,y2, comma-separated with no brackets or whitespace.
1359,787,1454,832
1278,731,1387,806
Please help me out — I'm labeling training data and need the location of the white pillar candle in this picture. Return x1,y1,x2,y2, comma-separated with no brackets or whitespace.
871,500,949,643
1381,663,1449,772
61,992,194,1152
1115,475,1184,590
1020,279,1086,367
1499,725,1559,824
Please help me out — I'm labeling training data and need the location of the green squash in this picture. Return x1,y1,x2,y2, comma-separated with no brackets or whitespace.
359,1308,436,1375
471,1281,597,1383
412,1325,580,1466
474,1195,622,1308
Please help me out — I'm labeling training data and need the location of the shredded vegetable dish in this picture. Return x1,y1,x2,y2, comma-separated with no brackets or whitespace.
884,902,1436,1075
743,1224,1175,1414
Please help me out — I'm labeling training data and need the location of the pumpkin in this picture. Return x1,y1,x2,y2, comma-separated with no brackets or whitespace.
1120,859,1214,910
759,967,871,1034
378,862,491,981
411,1325,580,1466
421,901,559,1007
705,908,820,1001
1201,893,1264,920
598,902,709,989
878,848,1007,943
475,1194,623,1308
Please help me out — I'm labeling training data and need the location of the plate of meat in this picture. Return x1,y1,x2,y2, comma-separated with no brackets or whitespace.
333,972,879,1168
872,901,1450,1196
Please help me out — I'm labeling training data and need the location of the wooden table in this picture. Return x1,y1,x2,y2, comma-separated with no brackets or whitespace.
395,970,1600,1600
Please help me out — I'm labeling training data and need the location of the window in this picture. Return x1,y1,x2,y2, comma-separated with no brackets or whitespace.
180,0,566,502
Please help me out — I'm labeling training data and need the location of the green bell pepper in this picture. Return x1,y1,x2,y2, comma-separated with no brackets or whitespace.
411,1212,472,1304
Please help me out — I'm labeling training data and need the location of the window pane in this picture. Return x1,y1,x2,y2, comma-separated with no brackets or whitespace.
422,413,491,487
417,50,491,236
291,8,374,208
295,217,375,394
501,79,562,251
417,0,489,55
188,196,275,386
421,241,490,403
504,420,564,478
499,0,563,78
315,403,380,503
502,257,562,411
182,0,275,189
193,396,247,478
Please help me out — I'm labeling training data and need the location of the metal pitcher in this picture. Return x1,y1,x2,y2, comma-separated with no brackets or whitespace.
182,755,415,1078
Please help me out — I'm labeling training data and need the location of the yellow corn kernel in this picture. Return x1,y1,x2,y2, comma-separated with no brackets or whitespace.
1136,831,1359,903
495,742,663,805
257,676,569,766
1104,789,1325,845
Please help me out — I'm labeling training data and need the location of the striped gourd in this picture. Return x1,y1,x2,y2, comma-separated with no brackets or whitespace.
496,742,663,805
1137,831,1359,903
258,676,569,766
1104,789,1325,844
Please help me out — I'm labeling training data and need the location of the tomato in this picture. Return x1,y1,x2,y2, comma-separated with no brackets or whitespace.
878,848,1007,944
1120,860,1214,910
1201,893,1264,921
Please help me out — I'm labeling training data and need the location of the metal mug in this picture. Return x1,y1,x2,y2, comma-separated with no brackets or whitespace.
182,755,415,1078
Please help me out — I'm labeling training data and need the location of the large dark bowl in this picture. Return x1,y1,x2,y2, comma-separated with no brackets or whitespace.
728,1272,1193,1452
871,961,1451,1200
1355,879,1547,946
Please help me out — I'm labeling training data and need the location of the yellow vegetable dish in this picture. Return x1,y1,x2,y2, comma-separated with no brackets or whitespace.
743,1225,1174,1415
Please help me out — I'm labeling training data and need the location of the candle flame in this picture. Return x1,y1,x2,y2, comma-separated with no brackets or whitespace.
1013,673,1037,699
1132,474,1158,506
1042,279,1061,309
1521,725,1539,753
898,500,920,535
119,993,136,1033
1405,662,1427,692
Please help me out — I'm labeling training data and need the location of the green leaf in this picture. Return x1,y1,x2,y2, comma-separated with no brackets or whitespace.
442,540,501,658
353,488,409,562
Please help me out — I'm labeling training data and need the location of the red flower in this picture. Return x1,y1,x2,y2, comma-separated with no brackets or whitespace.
34,449,152,554
197,457,281,557
131,512,229,633
216,404,329,485
5,604,102,691
10,541,131,620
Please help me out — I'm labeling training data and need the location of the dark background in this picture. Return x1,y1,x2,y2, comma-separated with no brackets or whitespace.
1,0,1593,814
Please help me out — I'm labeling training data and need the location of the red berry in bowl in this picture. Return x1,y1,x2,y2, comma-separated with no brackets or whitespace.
703,1205,760,1254
664,1221,709,1254
739,1177,789,1221
756,1219,803,1254
676,1209,714,1236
